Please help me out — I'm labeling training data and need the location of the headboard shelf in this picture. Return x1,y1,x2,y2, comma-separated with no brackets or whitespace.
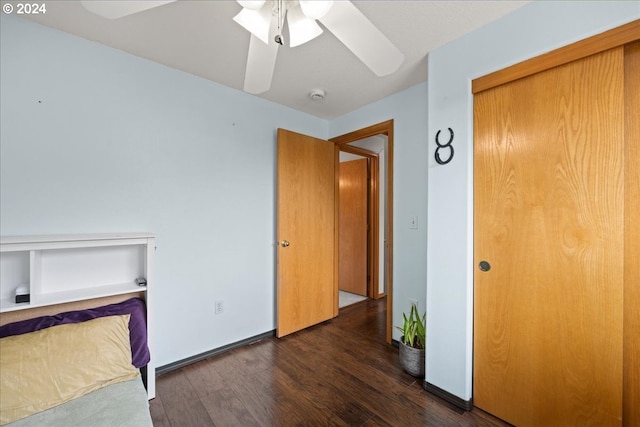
0,232,156,398
0,281,148,312
1,233,154,312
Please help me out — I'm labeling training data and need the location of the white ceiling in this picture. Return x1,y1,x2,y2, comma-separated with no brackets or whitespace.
12,0,531,119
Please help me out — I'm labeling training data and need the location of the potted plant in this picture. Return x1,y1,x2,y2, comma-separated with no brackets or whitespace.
396,305,426,378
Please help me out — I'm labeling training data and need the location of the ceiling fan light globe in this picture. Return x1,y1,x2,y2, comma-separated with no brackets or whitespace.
233,6,272,44
288,5,323,47
236,0,266,10
299,0,334,19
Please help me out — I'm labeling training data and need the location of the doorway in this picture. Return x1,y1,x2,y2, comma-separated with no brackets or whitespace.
338,155,368,305
331,120,394,343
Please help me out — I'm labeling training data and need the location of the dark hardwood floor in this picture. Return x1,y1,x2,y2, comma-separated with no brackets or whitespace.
150,297,510,427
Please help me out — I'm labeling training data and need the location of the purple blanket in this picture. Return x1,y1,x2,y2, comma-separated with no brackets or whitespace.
0,298,150,368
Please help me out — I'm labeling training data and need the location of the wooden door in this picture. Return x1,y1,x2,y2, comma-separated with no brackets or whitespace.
277,128,336,337
474,48,624,426
339,158,368,296
623,40,640,427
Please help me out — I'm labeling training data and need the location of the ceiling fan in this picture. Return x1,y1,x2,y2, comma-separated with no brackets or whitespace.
80,1,405,95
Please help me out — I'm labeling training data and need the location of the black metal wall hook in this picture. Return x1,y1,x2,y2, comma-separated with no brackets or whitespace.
435,128,454,165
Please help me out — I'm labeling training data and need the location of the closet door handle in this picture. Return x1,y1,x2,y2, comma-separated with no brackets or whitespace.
280,240,290,247
478,261,491,272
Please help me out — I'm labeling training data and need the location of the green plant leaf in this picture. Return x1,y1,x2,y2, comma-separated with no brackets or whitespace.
395,306,426,349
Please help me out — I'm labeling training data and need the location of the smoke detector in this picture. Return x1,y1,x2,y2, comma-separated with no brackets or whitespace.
309,89,326,101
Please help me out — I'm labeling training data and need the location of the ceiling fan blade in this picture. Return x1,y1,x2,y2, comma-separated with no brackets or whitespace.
318,1,404,76
244,33,279,94
81,1,176,19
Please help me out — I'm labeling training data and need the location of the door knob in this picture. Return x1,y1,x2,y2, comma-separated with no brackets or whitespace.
478,261,491,272
280,240,290,247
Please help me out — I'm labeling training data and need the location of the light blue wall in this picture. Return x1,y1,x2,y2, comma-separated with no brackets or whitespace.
330,82,429,340
426,0,640,401
0,14,328,366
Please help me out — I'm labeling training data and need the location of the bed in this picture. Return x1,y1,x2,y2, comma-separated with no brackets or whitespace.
0,297,154,426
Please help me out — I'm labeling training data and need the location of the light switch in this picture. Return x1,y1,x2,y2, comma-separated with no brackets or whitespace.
410,216,418,229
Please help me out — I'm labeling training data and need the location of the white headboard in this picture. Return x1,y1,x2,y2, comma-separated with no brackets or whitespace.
0,233,156,398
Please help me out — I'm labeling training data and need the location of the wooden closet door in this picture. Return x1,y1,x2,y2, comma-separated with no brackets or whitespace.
339,158,368,296
473,47,624,426
623,40,640,427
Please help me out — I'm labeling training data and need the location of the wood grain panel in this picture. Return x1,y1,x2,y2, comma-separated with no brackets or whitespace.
623,40,640,427
339,158,368,296
369,155,381,298
473,19,640,93
474,48,625,426
277,128,335,337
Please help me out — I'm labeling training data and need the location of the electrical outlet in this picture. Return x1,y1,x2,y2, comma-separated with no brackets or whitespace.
409,299,418,310
215,300,224,315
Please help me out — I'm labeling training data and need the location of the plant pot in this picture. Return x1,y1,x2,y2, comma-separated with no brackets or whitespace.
399,337,425,378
